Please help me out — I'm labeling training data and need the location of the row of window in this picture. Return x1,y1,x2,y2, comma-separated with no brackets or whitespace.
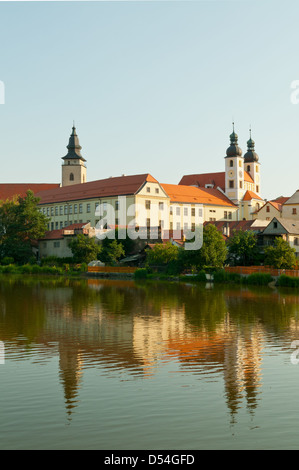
228,180,259,192
47,220,85,230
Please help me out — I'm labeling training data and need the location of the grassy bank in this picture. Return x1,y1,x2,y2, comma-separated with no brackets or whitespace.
134,268,275,286
0,263,87,276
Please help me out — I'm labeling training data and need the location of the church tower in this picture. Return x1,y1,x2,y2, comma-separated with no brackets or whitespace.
61,124,87,187
243,129,261,196
225,124,245,204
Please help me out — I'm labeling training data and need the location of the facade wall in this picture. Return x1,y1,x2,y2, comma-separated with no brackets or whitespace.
254,203,281,221
282,204,299,220
39,238,73,259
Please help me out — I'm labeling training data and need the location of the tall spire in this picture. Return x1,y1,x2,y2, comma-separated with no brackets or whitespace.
62,124,86,162
244,128,259,162
226,122,242,157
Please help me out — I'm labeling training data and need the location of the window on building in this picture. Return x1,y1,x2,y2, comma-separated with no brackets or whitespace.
295,238,299,246
87,203,91,213
184,222,188,230
69,205,73,215
267,205,270,212
191,208,195,217
115,200,119,210
155,188,159,194
55,206,58,216
51,207,54,216
170,206,173,215
64,205,68,215
293,208,297,214
51,222,54,231
54,241,60,248
239,181,242,189
184,207,188,216
256,185,259,193
159,202,164,210
176,207,180,216
228,212,232,220
55,222,58,229
59,206,63,216
274,222,278,229
229,180,234,188
60,222,63,228
70,173,74,181
230,160,233,167
74,204,78,214
146,187,151,193
79,203,83,214
247,165,250,172
145,200,151,210
239,160,242,167
191,223,195,231
199,208,203,217
176,222,181,230
224,211,228,219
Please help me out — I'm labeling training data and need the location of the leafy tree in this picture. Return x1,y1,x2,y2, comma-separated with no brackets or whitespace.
99,238,125,265
0,191,49,264
145,242,180,270
69,234,101,263
227,229,259,266
183,224,227,270
264,237,296,269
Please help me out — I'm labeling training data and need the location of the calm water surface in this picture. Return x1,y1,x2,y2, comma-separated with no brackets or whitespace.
1,275,299,450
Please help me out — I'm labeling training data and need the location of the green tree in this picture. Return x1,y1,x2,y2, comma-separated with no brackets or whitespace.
0,190,49,264
264,237,296,269
183,224,227,270
99,238,125,265
145,242,180,271
227,229,259,266
69,234,101,263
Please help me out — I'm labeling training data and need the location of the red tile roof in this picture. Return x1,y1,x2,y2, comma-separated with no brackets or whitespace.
242,190,263,201
40,223,87,240
244,171,254,183
161,183,236,207
0,183,60,201
36,174,158,204
271,196,289,205
179,172,226,191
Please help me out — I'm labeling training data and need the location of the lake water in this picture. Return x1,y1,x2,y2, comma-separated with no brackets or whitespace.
1,275,299,450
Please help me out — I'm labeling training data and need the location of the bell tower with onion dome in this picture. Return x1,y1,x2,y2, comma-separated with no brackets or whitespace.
225,123,245,204
243,128,261,197
61,124,87,187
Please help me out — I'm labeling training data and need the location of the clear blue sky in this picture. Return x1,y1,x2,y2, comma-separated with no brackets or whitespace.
0,0,299,200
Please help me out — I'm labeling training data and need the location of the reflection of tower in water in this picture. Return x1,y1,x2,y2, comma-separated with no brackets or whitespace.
223,317,263,423
58,341,83,421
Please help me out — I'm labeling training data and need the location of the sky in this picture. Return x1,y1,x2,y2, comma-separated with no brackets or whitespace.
0,0,299,200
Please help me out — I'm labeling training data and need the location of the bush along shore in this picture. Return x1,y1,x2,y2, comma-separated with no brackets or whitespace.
133,268,288,287
0,257,87,276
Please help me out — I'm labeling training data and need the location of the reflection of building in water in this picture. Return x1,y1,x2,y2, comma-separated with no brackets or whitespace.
223,321,263,422
58,342,84,420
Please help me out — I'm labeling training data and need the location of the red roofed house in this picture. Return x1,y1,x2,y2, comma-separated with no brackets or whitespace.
38,223,95,259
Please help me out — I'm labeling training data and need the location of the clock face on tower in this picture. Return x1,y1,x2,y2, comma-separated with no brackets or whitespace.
228,170,234,178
